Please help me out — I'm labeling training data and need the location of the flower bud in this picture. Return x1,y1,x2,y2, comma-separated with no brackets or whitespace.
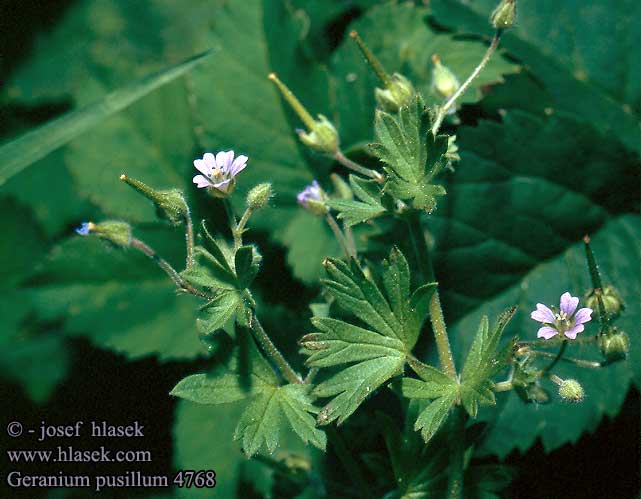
374,73,415,113
297,115,339,154
246,183,272,210
297,180,328,216
585,285,624,318
599,330,629,363
120,174,188,225
491,0,516,29
76,220,131,247
330,173,353,200
431,55,460,100
558,379,584,403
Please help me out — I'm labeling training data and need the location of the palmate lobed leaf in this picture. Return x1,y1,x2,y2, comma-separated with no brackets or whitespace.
304,248,436,425
370,95,449,212
459,307,517,418
425,106,639,456
327,175,388,227
453,216,640,458
171,341,326,457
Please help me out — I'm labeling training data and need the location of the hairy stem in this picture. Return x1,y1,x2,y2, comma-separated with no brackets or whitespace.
333,150,383,181
304,367,319,385
447,406,465,499
184,205,195,269
250,314,302,385
222,198,237,234
531,350,603,369
541,341,567,375
326,426,373,498
407,212,457,379
130,238,211,299
233,207,253,249
343,223,358,258
326,213,356,260
432,31,502,134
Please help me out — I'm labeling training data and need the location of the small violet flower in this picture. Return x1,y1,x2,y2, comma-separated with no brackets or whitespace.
297,180,323,206
297,180,327,216
193,151,248,197
531,292,593,340
75,221,95,235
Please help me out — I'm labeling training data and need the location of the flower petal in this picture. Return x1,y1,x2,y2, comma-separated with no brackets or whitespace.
573,308,593,325
193,174,211,188
564,324,585,340
537,326,559,340
215,151,229,171
560,292,579,316
531,304,555,323
193,158,212,177
230,154,248,176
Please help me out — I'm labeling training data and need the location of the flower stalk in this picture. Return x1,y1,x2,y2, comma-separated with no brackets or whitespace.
249,314,303,385
130,237,211,299
432,31,502,134
333,150,383,181
407,211,457,379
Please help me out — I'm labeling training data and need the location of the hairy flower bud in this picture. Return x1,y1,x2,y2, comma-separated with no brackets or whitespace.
297,180,328,216
375,73,415,113
585,285,624,318
431,55,460,100
558,379,584,403
246,183,272,210
599,330,630,363
120,174,188,225
491,0,516,29
76,220,131,247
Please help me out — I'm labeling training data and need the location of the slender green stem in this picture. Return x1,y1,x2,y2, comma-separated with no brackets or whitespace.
343,223,358,258
531,350,603,369
184,205,195,269
447,406,465,499
548,373,564,386
222,198,236,230
130,238,211,299
304,367,319,385
541,341,567,375
407,212,457,379
518,335,598,349
326,426,373,498
233,207,253,249
333,150,383,181
250,314,303,385
325,213,356,260
432,31,502,134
